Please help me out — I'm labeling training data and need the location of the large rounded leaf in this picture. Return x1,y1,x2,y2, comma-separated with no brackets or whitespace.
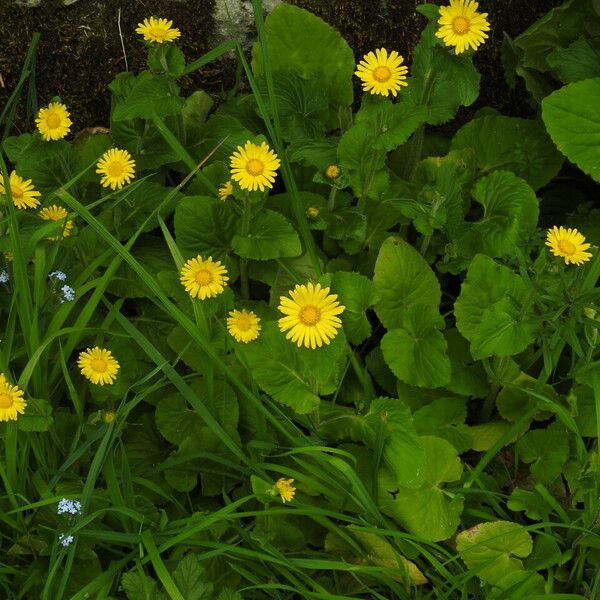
374,237,441,329
381,305,451,388
378,436,463,542
453,171,539,259
454,255,536,359
451,114,563,190
456,521,533,584
232,209,301,261
252,4,354,110
542,77,600,182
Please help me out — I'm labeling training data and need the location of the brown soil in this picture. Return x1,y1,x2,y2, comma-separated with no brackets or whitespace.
0,0,564,135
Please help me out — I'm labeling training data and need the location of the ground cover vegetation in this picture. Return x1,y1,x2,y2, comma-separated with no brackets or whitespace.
1,0,600,598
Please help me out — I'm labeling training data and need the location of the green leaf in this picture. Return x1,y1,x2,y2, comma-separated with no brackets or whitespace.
374,236,441,329
332,271,377,345
18,398,53,432
452,171,539,259
444,328,489,398
542,77,600,182
155,394,203,446
3,134,78,193
516,423,569,484
112,72,184,121
232,209,301,261
381,305,451,389
379,435,463,541
451,114,563,190
354,95,427,152
257,73,329,142
547,36,600,83
454,255,536,359
172,554,212,600
235,321,346,414
413,397,472,453
456,521,533,584
182,91,214,131
252,4,355,110
337,121,388,200
148,44,186,77
174,195,237,268
121,570,163,600
406,24,480,125
325,526,428,585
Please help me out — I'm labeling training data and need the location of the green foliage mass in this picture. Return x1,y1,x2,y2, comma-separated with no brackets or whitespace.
1,1,600,599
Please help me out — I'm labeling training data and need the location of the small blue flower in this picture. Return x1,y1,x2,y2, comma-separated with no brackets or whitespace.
60,285,76,303
57,498,82,515
58,534,74,547
49,271,67,281
0,270,9,284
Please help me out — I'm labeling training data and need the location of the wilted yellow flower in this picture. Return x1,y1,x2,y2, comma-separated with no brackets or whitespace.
218,181,234,200
227,309,261,343
180,255,229,300
35,102,72,141
39,205,74,240
96,148,136,190
306,206,320,219
230,141,280,192
78,347,120,386
436,0,490,55
0,171,41,210
102,410,116,424
546,226,592,266
355,48,408,97
135,17,181,43
275,478,296,503
0,373,27,422
278,282,345,349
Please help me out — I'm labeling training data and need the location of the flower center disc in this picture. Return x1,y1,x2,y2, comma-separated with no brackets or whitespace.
90,358,108,373
46,114,62,129
107,162,124,177
11,186,23,199
373,66,392,82
0,392,13,408
150,28,166,39
452,16,470,34
235,316,252,331
300,305,320,326
558,239,577,255
246,159,264,176
195,269,213,285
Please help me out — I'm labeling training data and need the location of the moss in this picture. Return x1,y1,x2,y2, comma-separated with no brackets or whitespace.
0,0,219,131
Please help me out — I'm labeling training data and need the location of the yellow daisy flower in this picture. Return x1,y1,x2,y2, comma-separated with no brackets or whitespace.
180,255,229,300
0,373,27,422
35,102,72,141
230,141,281,192
278,282,345,349
355,48,409,97
219,181,234,201
0,171,41,210
39,205,74,240
96,148,136,190
275,478,296,503
77,347,120,386
135,17,181,43
227,309,261,343
436,0,491,55
325,164,340,179
546,226,592,266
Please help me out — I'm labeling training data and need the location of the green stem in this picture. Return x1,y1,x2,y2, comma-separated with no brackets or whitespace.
240,195,251,299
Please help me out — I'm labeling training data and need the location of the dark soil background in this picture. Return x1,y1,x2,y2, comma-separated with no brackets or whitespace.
0,0,563,134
